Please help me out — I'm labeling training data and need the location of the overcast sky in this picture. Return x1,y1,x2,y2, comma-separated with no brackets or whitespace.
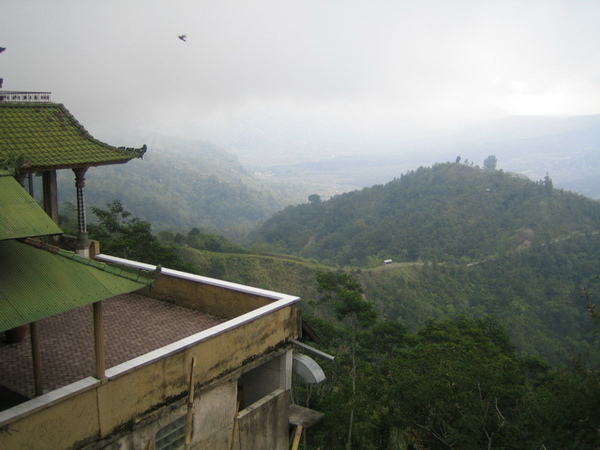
2,0,600,146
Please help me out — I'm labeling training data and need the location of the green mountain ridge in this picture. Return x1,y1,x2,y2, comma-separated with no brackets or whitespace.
253,162,600,266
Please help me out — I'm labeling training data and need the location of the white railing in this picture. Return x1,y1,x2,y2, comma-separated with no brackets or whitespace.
0,91,51,102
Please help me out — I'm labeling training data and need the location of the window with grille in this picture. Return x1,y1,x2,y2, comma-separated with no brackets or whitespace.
155,416,186,450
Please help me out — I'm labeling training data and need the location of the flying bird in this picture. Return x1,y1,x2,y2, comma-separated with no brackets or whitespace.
0,47,6,53
178,34,187,42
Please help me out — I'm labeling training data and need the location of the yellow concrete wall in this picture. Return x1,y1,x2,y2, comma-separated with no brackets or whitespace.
98,305,297,435
140,274,275,318
0,304,299,449
0,388,99,450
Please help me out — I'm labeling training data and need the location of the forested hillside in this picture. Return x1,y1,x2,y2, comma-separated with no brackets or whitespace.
253,162,600,266
57,137,285,236
172,235,600,366
84,162,600,365
354,233,600,366
86,175,600,447
249,163,600,365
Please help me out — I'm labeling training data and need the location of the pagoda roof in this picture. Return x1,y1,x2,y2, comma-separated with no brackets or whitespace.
0,102,146,172
0,170,62,240
0,238,158,332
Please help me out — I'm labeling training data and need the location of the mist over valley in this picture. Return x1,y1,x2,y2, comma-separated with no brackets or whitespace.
68,112,600,235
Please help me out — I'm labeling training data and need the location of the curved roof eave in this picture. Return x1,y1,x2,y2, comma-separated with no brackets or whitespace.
0,103,147,171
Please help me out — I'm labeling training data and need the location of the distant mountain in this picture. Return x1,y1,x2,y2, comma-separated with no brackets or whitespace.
442,114,600,199
252,162,600,266
57,113,600,238
57,136,285,236
247,161,600,364
234,114,600,202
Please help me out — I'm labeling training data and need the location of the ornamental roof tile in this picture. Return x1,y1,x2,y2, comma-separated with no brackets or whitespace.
0,102,146,171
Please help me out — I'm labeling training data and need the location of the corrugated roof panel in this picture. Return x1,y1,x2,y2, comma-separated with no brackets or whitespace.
0,240,156,332
0,103,146,170
0,172,63,240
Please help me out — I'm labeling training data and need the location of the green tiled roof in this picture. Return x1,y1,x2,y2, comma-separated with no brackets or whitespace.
0,170,63,240
0,102,146,171
0,239,158,332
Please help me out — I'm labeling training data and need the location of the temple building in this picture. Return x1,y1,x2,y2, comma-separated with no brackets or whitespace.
0,92,146,256
0,93,325,449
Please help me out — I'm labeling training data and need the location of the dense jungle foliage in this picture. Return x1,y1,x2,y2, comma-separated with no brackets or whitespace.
85,200,196,273
253,162,600,266
353,234,600,366
295,278,600,449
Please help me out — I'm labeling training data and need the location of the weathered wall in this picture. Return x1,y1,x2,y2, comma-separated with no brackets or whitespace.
234,389,290,450
0,387,99,450
97,305,298,437
89,381,291,450
92,400,188,449
140,273,274,319
0,305,298,450
191,381,238,449
93,365,292,449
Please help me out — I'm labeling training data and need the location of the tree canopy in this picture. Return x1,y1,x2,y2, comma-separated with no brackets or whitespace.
88,200,195,272
253,162,600,266
298,313,600,449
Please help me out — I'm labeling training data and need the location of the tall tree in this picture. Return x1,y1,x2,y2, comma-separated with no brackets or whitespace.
483,154,497,170
88,200,193,271
316,271,378,450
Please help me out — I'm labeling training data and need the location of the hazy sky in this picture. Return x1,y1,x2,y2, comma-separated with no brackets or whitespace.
2,0,600,145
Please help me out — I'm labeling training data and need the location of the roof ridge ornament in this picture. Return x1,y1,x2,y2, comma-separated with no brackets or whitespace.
118,144,147,158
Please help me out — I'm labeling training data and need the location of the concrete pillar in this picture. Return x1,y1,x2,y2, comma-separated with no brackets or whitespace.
28,173,34,196
93,301,105,380
30,322,44,396
15,172,27,188
73,167,90,257
42,170,59,224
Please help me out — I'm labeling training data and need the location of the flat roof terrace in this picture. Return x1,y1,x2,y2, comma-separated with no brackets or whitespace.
0,292,227,408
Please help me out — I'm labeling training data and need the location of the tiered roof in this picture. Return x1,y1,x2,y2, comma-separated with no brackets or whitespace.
0,170,62,240
0,239,157,332
0,171,156,332
0,102,145,171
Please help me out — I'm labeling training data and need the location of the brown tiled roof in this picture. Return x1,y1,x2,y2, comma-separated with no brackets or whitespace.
0,102,146,171
0,293,227,398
